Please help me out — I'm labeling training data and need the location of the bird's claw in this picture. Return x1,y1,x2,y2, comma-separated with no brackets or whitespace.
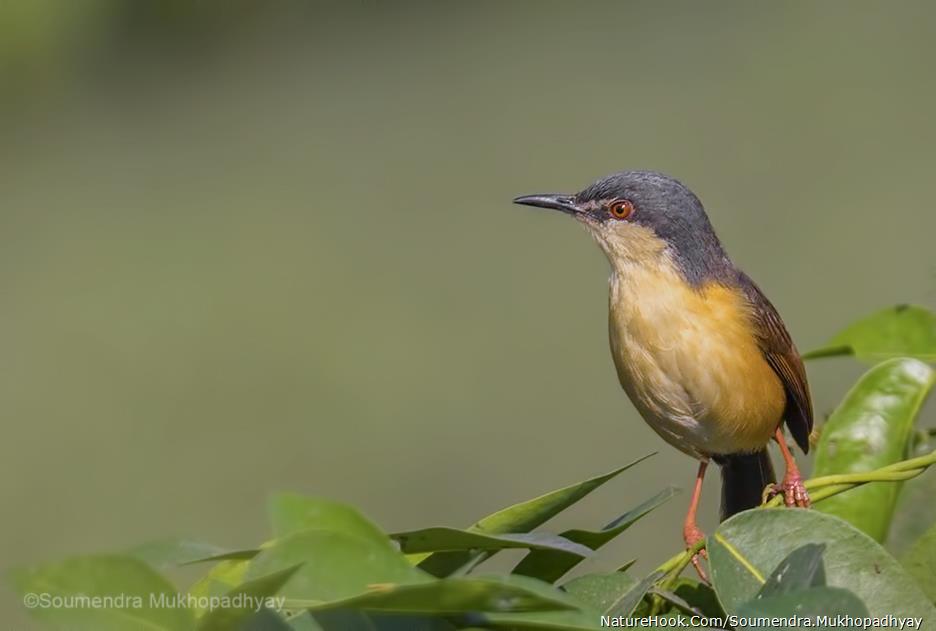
769,473,811,508
683,525,709,583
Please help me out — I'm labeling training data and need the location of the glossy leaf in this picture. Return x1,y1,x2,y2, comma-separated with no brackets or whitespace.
238,608,293,630
188,559,251,617
392,527,592,558
803,304,936,361
561,572,636,612
726,543,867,623
647,587,706,618
127,538,231,570
296,611,364,631
708,509,935,620
512,487,676,582
737,587,868,621
887,466,936,555
473,571,649,630
308,610,457,631
901,521,936,603
188,497,402,619
417,454,654,577
615,560,636,573
812,358,935,541
184,536,286,567
183,549,261,565
11,555,195,630
667,578,725,618
472,576,603,630
757,543,826,596
197,565,300,631
478,610,601,630
269,494,391,545
184,496,396,570
184,540,280,609
605,571,664,616
236,608,293,630
470,455,654,533
245,529,430,603
302,574,580,615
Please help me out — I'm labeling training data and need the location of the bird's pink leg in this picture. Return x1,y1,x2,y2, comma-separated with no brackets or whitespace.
772,427,811,508
683,461,709,582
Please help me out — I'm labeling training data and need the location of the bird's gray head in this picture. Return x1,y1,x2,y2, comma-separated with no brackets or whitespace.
513,170,733,286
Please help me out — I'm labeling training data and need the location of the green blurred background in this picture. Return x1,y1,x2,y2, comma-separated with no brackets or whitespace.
3,1,936,625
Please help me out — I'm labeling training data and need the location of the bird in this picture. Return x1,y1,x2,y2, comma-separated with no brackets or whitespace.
513,170,812,579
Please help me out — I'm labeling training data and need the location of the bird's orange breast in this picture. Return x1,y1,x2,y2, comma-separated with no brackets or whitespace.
608,258,786,458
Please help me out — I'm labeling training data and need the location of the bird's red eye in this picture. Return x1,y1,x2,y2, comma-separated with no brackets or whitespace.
608,199,634,220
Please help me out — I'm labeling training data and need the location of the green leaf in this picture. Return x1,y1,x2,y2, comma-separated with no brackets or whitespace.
737,587,868,624
645,579,726,620
803,304,936,361
757,543,826,596
269,494,391,545
708,509,935,620
188,559,250,617
241,608,293,630
185,542,288,617
469,455,654,533
245,529,430,604
602,580,721,623
392,528,592,558
417,454,654,577
183,549,261,565
197,565,301,631
615,560,636,573
183,496,395,575
646,587,705,618
186,546,286,616
812,358,936,541
667,579,724,618
512,487,676,582
887,467,936,555
560,572,636,612
723,543,866,625
185,493,398,596
307,610,457,631
901,520,936,603
604,571,663,616
11,554,195,630
297,610,367,631
300,574,580,615
472,575,606,630
127,538,231,570
478,610,601,630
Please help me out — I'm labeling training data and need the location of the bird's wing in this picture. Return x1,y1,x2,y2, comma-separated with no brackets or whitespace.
737,273,813,453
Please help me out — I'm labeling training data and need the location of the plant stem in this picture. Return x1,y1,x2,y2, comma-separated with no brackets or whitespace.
657,538,705,580
762,448,936,508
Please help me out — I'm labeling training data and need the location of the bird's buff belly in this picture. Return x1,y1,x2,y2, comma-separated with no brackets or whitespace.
608,272,786,459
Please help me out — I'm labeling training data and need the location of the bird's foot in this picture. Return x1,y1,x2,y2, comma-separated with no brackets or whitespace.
769,472,811,508
683,524,709,583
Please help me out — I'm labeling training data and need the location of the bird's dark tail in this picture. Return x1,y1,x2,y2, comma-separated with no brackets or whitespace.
716,450,776,521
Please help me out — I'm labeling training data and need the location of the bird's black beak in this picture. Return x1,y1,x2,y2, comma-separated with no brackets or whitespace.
512,193,581,216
